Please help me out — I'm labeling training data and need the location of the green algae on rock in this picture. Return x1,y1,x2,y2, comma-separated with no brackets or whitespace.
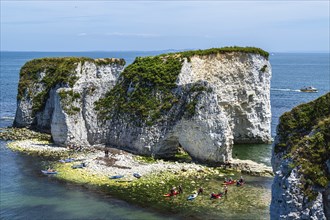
0,127,51,141
7,139,69,159
4,137,272,219
54,161,271,219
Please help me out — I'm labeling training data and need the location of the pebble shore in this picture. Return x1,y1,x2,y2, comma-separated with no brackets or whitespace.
7,139,273,179
8,139,207,180
5,138,273,219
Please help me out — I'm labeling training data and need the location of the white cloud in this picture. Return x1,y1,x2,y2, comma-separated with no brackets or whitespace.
77,33,87,36
105,32,160,38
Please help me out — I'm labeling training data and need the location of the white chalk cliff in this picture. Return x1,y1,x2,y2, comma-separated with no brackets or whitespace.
14,57,125,147
14,48,272,163
270,93,330,219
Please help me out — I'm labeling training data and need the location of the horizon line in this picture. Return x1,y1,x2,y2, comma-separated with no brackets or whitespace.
1,50,329,53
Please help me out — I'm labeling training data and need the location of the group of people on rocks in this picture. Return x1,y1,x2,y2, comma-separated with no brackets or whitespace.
168,176,245,198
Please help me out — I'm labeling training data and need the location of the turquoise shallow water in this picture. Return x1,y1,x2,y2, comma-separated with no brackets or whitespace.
0,140,177,220
0,52,329,219
233,144,272,166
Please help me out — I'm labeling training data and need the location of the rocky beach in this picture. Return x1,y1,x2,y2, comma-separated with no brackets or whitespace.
4,133,273,219
6,133,273,180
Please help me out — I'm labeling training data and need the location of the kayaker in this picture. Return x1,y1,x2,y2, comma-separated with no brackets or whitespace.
198,187,204,195
178,185,183,194
170,187,177,196
239,176,244,183
224,177,228,183
211,192,216,199
228,177,233,182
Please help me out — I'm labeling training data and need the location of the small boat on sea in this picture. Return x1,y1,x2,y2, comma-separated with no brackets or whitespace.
41,170,58,175
300,86,318,93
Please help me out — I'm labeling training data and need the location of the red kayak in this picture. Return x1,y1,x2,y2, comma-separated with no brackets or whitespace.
163,191,179,197
210,193,223,199
222,180,236,185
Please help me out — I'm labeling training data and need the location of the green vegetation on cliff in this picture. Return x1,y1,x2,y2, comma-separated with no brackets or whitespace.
164,46,269,60
95,56,182,124
95,46,268,124
18,57,125,115
275,92,330,199
58,90,81,115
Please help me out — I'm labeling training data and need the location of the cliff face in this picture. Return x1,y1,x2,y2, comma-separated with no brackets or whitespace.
95,48,271,162
13,57,125,147
14,47,271,163
270,93,330,219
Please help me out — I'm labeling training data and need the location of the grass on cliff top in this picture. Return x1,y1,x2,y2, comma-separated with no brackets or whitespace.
17,57,125,115
161,46,269,60
275,92,330,200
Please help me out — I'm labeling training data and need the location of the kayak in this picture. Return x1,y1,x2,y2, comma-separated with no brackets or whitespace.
163,191,179,197
71,162,87,169
59,158,75,163
133,173,142,178
222,180,236,185
210,193,222,199
187,193,198,200
236,181,245,187
41,170,57,175
109,175,124,179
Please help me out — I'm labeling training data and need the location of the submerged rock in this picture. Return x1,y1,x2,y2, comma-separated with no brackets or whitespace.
13,47,272,163
270,92,330,219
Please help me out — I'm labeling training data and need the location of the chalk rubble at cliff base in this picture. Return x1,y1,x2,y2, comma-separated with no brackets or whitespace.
7,139,273,178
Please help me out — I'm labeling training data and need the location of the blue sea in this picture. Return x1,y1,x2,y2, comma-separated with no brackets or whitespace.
0,51,329,219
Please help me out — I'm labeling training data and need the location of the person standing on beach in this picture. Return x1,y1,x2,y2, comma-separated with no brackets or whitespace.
178,185,183,194
104,148,109,158
198,187,204,195
224,185,228,195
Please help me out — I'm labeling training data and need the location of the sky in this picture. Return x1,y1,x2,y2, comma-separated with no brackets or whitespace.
1,1,329,52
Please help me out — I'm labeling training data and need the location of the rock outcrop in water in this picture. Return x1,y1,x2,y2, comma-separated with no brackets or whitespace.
14,47,272,163
270,92,330,219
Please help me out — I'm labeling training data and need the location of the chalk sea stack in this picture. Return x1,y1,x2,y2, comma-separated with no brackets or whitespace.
14,47,272,163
